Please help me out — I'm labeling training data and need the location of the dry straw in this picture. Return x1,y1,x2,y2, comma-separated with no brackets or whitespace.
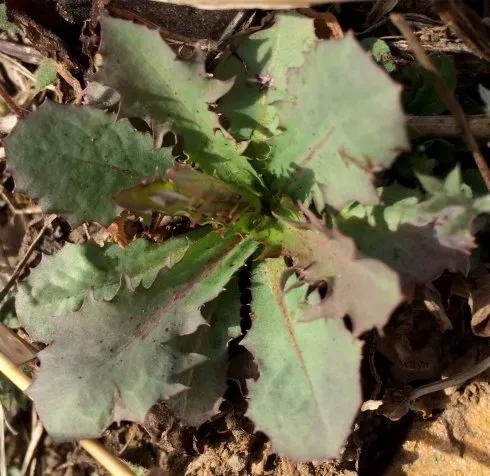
149,0,373,9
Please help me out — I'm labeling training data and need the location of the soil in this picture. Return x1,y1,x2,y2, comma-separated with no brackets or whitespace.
1,1,490,475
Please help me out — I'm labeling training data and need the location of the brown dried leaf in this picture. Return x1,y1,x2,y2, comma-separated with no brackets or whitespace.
106,216,131,248
469,271,490,337
150,0,364,9
0,323,36,365
298,8,344,39
423,283,452,331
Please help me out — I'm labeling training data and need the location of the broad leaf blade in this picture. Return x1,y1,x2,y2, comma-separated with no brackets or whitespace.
218,13,317,140
95,17,264,205
21,231,257,440
168,280,242,425
266,33,408,209
245,258,362,460
5,102,172,225
16,231,207,331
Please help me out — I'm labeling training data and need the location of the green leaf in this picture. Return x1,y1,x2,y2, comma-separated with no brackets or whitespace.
5,101,172,225
359,169,490,253
20,231,257,441
124,463,146,476
265,33,408,209
362,38,396,73
95,17,264,206
0,4,19,35
114,166,254,224
168,280,242,425
16,231,207,331
415,167,490,250
34,59,57,89
281,213,402,335
336,173,490,288
245,258,362,460
217,13,317,140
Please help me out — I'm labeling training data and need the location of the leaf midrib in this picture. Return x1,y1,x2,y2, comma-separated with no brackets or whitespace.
264,265,324,422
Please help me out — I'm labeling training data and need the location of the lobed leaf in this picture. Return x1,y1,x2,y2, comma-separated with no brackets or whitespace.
95,17,264,206
168,280,242,425
338,171,490,288
265,33,408,209
245,258,362,460
217,13,317,140
5,102,172,225
414,167,490,251
20,231,257,440
16,231,207,329
281,212,402,336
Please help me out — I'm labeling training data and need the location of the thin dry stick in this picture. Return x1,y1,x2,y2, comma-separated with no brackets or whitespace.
207,10,250,68
0,215,55,304
0,82,24,118
391,13,490,190
0,404,6,476
149,0,373,8
20,414,43,476
51,60,83,104
409,355,490,402
0,350,134,476
0,40,43,65
408,114,490,139
0,190,42,215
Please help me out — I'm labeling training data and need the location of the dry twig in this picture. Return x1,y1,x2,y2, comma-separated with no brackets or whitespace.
0,323,36,366
434,0,490,61
149,0,373,8
390,39,471,55
0,404,6,476
391,13,490,190
20,412,43,476
0,40,42,65
408,115,490,139
409,356,490,402
0,215,55,304
51,61,83,104
0,82,24,118
0,191,42,215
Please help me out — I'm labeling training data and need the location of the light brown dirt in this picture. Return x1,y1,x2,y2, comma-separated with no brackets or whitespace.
386,379,490,476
